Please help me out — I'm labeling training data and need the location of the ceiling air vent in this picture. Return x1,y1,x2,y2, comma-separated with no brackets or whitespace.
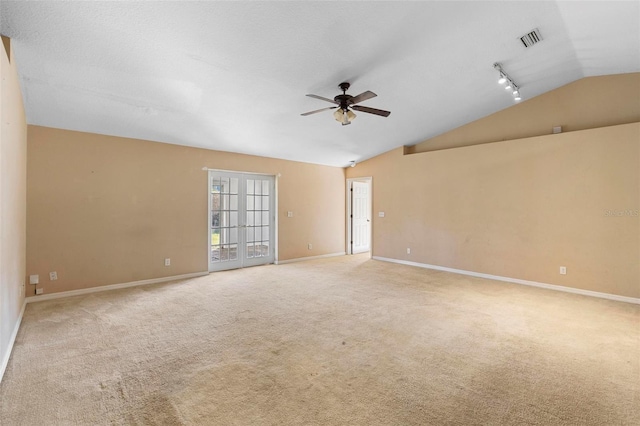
519,28,542,48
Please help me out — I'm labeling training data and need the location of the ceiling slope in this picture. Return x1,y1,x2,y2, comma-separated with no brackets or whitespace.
1,1,638,167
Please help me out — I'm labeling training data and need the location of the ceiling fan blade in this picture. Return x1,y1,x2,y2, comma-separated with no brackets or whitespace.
306,94,338,105
301,106,338,116
350,90,377,105
351,105,391,117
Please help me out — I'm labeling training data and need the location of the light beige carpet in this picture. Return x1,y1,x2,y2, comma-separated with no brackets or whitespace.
1,255,638,425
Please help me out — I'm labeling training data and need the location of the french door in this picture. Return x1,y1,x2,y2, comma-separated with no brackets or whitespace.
208,171,275,272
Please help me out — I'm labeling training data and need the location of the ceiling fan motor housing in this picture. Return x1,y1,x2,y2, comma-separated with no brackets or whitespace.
336,83,353,110
334,94,353,110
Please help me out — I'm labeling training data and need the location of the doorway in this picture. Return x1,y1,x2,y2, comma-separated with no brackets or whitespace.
346,177,372,255
208,171,276,272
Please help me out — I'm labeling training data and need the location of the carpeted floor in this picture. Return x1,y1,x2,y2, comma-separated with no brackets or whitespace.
1,254,638,425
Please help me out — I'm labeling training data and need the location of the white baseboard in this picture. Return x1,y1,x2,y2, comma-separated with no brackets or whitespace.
0,300,26,384
25,272,208,304
276,252,346,265
373,256,640,305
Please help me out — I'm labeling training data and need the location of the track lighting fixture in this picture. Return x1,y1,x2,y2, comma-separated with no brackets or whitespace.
493,62,521,102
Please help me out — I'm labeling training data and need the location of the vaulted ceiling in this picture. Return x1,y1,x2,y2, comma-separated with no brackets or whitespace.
1,1,638,167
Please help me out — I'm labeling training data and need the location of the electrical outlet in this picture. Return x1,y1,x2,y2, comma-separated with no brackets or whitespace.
29,275,39,285
287,211,293,218
36,288,44,295
308,243,312,250
378,212,385,217
49,271,57,281
559,266,567,275
407,248,411,254
164,258,171,266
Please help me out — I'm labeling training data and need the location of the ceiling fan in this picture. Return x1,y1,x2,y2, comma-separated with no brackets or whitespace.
301,82,391,126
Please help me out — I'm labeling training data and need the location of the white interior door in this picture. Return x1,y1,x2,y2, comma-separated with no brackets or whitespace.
209,172,275,272
351,180,371,254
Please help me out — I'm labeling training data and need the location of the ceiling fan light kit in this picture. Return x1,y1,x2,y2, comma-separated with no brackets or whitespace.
301,82,390,126
334,108,356,125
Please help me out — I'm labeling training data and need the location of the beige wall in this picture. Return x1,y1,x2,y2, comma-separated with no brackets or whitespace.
350,74,640,299
348,122,639,298
0,37,27,378
407,73,640,153
27,126,346,295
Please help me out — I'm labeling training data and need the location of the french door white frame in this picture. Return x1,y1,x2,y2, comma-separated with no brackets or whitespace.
208,170,277,272
346,177,373,256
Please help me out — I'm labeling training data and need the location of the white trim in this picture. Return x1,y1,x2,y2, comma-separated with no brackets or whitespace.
275,252,345,265
25,272,208,304
0,300,26,384
274,173,279,264
372,256,640,305
202,167,272,176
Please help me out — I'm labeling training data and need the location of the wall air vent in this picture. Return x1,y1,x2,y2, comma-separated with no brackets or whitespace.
519,28,542,48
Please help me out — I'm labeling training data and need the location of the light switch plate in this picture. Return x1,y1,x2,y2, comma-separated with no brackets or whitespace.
378,212,385,217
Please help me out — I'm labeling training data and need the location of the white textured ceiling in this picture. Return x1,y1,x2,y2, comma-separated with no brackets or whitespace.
1,1,638,167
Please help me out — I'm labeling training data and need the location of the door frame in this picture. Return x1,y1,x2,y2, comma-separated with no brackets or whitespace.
346,177,372,255
207,169,278,272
